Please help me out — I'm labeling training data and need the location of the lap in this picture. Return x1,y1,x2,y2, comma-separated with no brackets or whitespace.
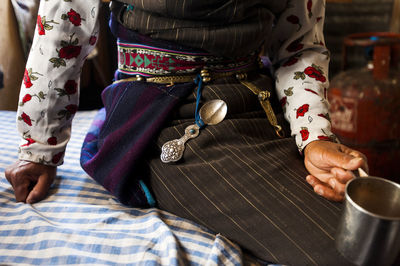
144,76,350,265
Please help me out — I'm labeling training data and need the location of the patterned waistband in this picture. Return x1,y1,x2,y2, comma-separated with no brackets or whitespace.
117,40,258,77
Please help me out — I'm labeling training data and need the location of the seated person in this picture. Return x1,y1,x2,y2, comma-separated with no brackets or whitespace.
5,0,368,264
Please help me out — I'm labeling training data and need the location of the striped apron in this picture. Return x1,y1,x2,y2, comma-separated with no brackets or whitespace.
80,2,352,264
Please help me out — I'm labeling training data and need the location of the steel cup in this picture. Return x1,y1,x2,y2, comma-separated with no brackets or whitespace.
335,176,400,266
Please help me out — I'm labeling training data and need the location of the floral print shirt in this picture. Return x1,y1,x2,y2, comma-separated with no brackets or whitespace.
270,0,336,151
17,0,334,166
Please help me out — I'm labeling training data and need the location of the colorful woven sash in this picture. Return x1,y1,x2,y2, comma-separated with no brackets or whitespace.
117,41,258,77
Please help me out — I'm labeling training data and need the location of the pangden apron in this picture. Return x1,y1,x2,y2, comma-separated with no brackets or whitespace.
81,1,351,264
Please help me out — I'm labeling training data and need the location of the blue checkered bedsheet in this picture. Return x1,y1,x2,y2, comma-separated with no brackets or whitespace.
0,110,242,265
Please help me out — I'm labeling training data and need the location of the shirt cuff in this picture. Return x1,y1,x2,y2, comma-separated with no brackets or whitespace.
18,141,66,166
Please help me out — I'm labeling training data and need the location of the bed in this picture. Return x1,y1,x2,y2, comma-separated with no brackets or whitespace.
0,110,248,265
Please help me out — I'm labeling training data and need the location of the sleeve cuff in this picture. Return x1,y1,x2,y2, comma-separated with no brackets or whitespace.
296,127,340,153
18,145,65,166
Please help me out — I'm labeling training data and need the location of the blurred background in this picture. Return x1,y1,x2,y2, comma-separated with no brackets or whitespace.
0,0,399,180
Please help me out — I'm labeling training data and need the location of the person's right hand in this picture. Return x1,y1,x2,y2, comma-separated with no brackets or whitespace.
5,160,56,204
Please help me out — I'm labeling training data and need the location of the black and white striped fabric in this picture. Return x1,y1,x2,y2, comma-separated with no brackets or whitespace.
145,74,351,265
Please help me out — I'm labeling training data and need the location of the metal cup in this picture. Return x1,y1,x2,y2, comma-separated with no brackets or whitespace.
335,176,400,266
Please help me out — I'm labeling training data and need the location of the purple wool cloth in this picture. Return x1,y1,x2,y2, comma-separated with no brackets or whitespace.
80,15,198,207
80,13,254,207
80,80,194,207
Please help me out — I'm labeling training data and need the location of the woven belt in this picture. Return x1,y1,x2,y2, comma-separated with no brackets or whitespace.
114,35,283,137
113,68,285,138
113,67,252,85
117,41,258,77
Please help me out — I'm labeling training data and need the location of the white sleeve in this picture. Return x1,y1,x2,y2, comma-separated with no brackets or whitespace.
17,0,101,165
269,0,337,151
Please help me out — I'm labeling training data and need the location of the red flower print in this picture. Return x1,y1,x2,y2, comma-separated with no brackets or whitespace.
20,112,32,126
64,80,77,95
36,15,58,35
318,135,330,141
66,104,78,114
57,104,78,120
280,96,287,107
282,57,299,67
304,65,326,82
318,113,327,119
296,104,309,118
59,45,82,59
286,15,302,31
304,88,319,96
20,92,46,106
47,137,58,145
22,94,32,103
89,35,97,46
67,9,82,26
307,0,313,18
318,113,331,121
52,152,64,164
55,80,77,98
300,128,309,141
23,68,42,88
21,138,36,147
50,33,82,67
317,17,322,22
287,15,299,24
23,69,33,88
37,15,45,35
286,37,304,53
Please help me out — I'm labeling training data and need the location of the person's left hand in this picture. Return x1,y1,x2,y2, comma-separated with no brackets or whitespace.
304,140,368,202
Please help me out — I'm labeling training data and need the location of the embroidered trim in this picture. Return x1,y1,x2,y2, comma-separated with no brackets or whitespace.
117,40,256,77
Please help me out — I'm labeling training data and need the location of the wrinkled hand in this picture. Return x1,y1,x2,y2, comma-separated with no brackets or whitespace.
304,140,368,202
5,160,56,204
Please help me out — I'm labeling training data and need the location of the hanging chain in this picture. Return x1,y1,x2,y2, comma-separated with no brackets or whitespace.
236,74,285,138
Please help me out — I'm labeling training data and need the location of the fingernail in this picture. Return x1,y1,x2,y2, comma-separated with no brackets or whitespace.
26,195,35,204
350,157,362,165
316,188,324,196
